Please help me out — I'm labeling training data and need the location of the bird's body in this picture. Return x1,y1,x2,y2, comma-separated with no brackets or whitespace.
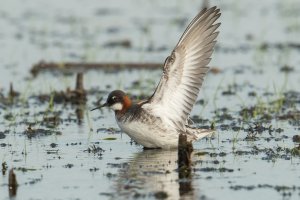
114,101,212,149
93,7,221,149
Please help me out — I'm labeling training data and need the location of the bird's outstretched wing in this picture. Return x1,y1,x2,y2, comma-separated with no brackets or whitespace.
146,7,221,131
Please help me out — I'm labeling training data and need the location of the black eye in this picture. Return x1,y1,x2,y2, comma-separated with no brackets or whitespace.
112,96,117,101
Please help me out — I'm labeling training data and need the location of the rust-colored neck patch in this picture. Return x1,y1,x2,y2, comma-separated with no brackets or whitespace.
121,95,132,113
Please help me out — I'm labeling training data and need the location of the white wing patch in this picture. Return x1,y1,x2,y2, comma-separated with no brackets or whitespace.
147,7,221,131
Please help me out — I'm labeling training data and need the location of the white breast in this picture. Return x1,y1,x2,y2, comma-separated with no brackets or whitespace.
116,118,178,149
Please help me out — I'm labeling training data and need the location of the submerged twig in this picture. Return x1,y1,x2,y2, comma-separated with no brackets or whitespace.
69,73,87,104
31,61,162,76
76,73,84,91
9,83,19,99
178,133,193,196
6,82,20,105
8,169,18,197
178,133,193,179
2,162,7,175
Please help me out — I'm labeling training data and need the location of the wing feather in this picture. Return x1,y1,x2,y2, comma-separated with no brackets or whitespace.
145,7,221,131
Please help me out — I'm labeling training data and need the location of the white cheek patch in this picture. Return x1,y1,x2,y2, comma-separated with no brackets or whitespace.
110,103,123,111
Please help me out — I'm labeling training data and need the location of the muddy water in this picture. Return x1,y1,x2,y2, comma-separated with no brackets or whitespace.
1,0,300,200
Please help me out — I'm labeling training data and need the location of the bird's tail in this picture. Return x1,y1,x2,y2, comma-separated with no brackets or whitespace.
186,126,214,141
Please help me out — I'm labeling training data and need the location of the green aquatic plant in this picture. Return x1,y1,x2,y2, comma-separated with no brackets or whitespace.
47,92,55,113
239,84,290,124
254,44,266,65
232,128,242,151
38,89,61,130
85,108,93,132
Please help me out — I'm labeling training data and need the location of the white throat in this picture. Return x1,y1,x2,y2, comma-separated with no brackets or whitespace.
110,103,123,111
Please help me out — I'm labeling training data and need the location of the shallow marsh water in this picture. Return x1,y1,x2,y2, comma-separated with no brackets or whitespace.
0,0,300,200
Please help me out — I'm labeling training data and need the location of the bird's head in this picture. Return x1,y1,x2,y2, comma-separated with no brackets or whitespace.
91,90,132,112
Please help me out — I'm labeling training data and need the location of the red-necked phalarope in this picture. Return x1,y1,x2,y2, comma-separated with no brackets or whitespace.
92,7,221,149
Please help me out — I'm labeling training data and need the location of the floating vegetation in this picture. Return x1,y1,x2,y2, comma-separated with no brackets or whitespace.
292,135,300,143
85,144,105,154
102,137,117,140
24,125,62,138
291,145,300,156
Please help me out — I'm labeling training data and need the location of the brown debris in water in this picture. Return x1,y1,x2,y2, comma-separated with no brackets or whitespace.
2,162,8,175
154,191,168,199
291,144,300,157
24,124,62,138
43,114,61,127
37,73,87,105
9,83,19,99
8,169,18,197
103,39,131,48
210,67,222,74
75,73,84,91
0,83,20,105
292,135,300,143
31,61,162,76
71,73,87,104
75,106,84,124
280,65,294,73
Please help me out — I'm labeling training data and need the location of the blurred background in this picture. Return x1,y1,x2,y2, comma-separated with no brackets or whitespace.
0,0,299,200
0,0,299,91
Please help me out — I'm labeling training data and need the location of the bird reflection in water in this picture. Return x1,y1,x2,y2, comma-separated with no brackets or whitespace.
111,149,204,199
